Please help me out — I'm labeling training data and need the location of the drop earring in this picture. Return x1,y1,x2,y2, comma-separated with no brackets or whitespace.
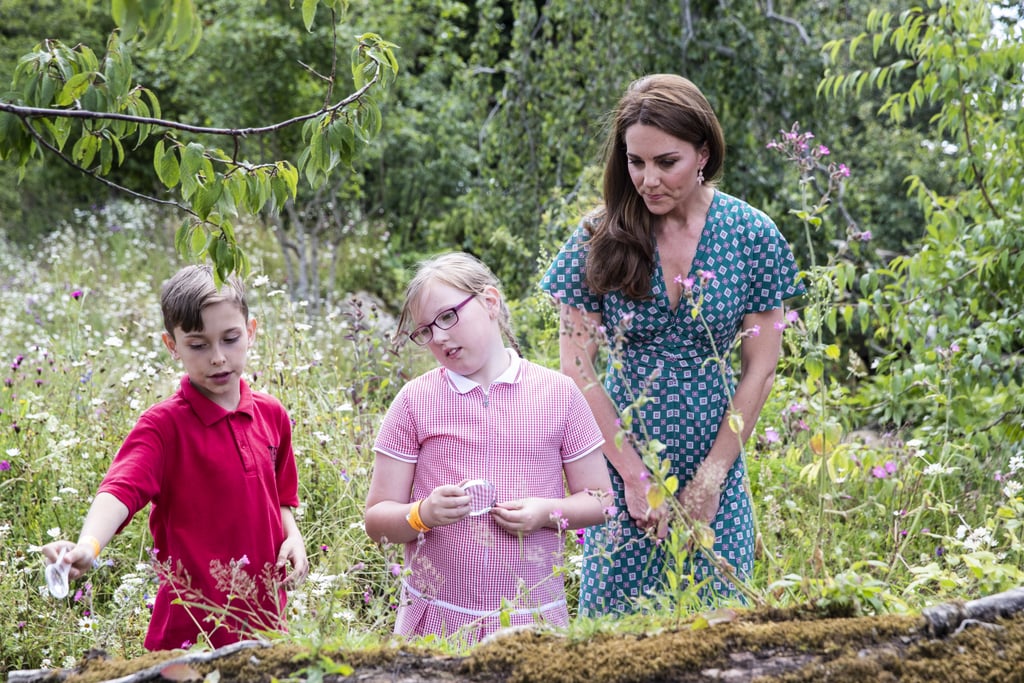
697,167,705,185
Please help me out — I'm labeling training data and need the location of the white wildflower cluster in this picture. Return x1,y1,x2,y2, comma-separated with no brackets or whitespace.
1002,480,1023,499
955,524,997,552
922,462,956,476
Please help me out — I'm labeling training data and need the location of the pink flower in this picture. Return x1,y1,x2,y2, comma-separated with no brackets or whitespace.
673,274,684,285
71,290,83,300
786,310,799,324
838,163,850,177
749,325,761,337
871,465,887,479
764,427,780,443
773,321,786,331
389,563,402,576
818,145,830,156
884,461,897,474
0,461,9,471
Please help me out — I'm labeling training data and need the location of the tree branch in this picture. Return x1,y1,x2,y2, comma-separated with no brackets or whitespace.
0,71,380,140
21,118,192,214
764,0,811,45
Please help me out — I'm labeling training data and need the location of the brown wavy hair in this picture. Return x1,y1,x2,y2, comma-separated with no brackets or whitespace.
585,74,725,299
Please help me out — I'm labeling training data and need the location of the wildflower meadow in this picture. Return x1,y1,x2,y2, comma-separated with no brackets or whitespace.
2,126,1023,674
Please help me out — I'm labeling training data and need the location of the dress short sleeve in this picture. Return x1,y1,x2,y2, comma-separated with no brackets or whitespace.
540,221,602,313
744,215,805,314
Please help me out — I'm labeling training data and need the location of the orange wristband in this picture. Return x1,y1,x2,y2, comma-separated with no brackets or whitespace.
79,535,102,559
406,500,431,533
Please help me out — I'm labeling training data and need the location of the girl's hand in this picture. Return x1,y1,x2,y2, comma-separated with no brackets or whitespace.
489,498,551,535
421,484,472,528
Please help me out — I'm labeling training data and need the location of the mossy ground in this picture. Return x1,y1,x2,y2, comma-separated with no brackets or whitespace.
24,609,1024,682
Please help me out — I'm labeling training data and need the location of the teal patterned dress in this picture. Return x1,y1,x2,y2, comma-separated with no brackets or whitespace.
540,190,804,615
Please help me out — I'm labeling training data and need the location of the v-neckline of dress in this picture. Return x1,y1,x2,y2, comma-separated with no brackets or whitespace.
654,190,718,314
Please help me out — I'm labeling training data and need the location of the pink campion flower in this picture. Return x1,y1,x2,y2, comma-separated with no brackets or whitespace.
884,461,897,475
818,145,830,156
774,321,786,331
748,325,761,337
0,461,10,471
389,563,402,576
859,231,873,242
673,274,684,285
682,277,695,292
71,290,83,300
237,554,250,567
575,529,585,545
950,342,960,353
786,310,799,324
871,465,887,479
838,164,850,177
764,427,781,443
699,270,716,283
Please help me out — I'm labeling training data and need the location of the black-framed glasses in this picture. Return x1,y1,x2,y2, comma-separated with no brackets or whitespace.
408,294,476,346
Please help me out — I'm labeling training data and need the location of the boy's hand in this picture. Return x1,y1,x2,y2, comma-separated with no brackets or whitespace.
276,535,308,589
42,540,98,579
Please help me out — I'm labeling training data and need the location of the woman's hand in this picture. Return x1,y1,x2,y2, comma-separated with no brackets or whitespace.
677,469,723,526
420,484,472,528
623,473,669,536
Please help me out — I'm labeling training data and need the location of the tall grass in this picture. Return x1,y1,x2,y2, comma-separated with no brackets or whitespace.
2,199,1021,673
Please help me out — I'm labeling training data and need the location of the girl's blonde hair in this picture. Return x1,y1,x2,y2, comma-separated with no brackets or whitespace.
395,252,521,355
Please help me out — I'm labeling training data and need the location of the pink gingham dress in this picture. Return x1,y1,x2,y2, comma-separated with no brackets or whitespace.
373,351,604,643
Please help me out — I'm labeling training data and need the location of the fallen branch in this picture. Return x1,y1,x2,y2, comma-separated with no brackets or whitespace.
7,639,272,683
922,586,1024,637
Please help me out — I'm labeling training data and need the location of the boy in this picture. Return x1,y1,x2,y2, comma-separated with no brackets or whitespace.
42,265,308,650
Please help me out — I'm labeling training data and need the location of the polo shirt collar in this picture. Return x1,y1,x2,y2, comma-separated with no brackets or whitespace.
179,374,254,425
446,349,522,395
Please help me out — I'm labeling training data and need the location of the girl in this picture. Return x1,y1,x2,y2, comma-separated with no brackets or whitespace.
365,251,612,644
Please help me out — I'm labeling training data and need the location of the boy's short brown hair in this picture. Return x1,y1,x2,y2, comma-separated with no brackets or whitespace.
160,265,248,335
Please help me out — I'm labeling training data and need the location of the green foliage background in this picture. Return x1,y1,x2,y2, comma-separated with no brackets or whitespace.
1,0,1023,673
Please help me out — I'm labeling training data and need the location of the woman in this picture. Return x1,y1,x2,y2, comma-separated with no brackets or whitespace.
541,74,804,615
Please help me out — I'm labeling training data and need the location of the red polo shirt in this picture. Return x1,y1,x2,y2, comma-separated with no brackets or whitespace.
99,375,299,650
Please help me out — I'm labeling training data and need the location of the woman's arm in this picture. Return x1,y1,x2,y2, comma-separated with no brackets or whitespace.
679,307,785,522
557,303,662,530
